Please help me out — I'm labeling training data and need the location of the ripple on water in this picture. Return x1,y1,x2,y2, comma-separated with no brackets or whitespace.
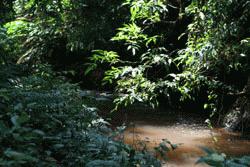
124,121,250,167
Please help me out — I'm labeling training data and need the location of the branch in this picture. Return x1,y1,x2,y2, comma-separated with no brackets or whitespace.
227,91,249,97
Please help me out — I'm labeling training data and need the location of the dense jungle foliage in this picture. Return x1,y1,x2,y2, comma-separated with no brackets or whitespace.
0,0,250,166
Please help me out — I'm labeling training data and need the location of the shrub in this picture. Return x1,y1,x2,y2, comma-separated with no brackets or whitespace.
0,64,161,167
198,148,250,167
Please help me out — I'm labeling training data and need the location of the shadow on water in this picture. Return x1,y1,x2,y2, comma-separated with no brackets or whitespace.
80,90,250,166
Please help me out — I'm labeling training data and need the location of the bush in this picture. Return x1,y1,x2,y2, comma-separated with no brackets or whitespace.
198,148,250,167
0,64,161,167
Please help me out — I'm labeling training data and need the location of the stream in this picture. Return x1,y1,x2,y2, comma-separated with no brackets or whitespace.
81,90,250,166
123,110,250,167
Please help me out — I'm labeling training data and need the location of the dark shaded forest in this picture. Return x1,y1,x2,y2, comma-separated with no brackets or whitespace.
0,0,250,166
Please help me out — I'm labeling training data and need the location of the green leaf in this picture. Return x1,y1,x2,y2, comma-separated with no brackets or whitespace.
4,149,38,162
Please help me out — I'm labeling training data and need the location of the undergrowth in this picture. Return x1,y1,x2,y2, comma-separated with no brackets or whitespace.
0,64,161,167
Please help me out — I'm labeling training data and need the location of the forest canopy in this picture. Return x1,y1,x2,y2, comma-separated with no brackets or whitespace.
0,0,250,166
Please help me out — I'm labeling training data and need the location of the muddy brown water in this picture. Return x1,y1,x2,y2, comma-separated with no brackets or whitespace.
121,110,250,167
81,90,250,166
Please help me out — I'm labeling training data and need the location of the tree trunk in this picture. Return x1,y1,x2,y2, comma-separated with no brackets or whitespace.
223,76,250,133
